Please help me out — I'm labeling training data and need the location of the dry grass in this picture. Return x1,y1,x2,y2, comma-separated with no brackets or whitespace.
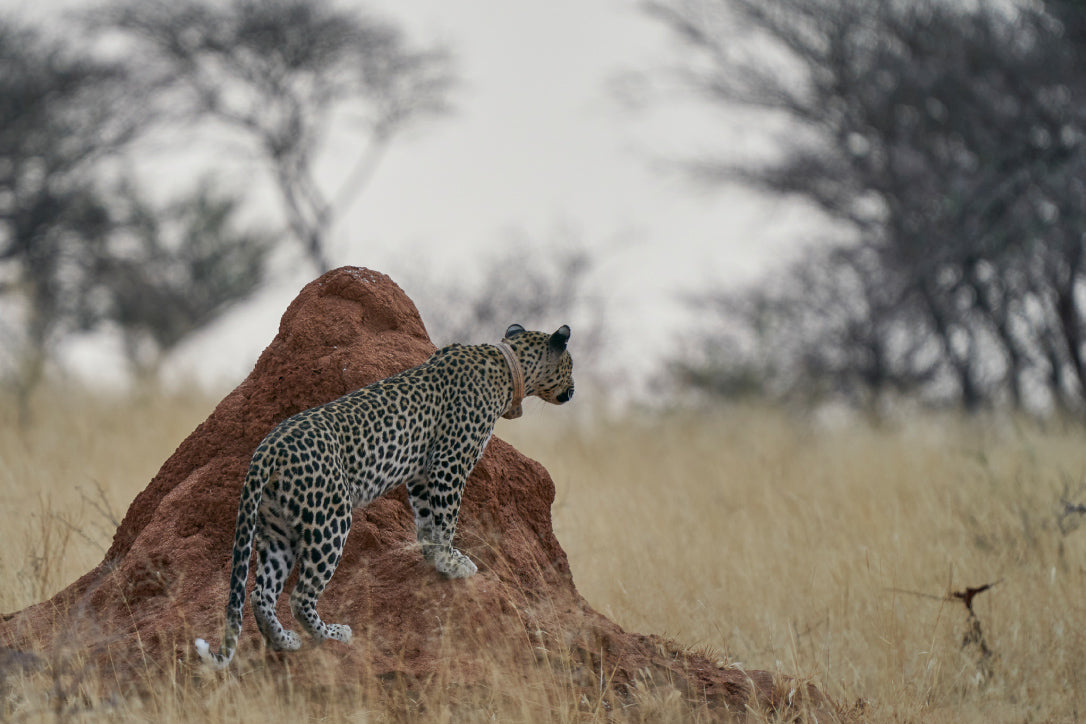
0,385,216,612
504,403,1086,722
4,387,1086,721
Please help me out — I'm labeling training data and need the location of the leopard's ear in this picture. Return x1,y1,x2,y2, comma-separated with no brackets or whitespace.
548,325,571,352
505,323,526,339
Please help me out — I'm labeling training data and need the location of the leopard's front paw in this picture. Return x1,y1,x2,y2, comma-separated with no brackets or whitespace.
271,629,302,651
434,548,478,578
325,623,353,644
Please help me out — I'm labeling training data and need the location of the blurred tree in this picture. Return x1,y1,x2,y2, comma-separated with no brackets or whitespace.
0,19,143,415
406,236,605,375
648,0,1086,415
671,244,938,415
0,16,280,419
95,0,455,273
95,180,276,378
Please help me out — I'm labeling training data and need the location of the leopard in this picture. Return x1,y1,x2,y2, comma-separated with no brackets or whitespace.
194,323,574,669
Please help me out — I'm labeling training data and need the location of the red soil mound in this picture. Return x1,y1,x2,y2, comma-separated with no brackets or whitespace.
1,267,831,717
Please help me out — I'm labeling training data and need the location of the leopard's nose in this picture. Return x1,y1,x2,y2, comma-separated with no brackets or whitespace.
557,387,573,403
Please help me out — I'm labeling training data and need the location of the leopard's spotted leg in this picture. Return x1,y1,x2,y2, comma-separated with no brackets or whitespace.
251,527,302,651
288,490,352,644
409,471,477,579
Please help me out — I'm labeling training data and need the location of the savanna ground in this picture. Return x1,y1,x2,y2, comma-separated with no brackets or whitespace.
2,385,1086,722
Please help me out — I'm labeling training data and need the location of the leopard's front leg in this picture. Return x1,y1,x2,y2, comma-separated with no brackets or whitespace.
424,537,478,578
407,473,477,578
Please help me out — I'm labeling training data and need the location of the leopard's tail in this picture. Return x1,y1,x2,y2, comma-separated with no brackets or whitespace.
194,452,271,670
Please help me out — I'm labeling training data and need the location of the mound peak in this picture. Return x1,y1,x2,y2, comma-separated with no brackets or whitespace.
1,267,829,717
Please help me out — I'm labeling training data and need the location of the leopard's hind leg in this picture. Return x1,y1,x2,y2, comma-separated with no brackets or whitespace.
251,527,302,651
288,489,353,645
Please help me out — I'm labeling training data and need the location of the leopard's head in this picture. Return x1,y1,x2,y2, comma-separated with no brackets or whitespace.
504,323,574,405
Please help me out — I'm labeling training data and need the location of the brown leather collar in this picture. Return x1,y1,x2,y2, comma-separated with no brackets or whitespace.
496,342,525,419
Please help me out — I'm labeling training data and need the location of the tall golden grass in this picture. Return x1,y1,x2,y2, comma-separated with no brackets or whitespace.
3,387,1086,721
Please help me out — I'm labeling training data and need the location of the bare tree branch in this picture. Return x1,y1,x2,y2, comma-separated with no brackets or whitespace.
650,0,1086,415
93,0,455,273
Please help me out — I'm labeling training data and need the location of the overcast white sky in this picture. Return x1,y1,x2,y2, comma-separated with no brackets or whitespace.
8,0,816,393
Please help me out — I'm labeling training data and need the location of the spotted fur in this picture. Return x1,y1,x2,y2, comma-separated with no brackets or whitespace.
194,324,574,669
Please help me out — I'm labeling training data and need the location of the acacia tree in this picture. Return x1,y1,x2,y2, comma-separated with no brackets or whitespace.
649,0,1086,414
95,0,454,272
0,15,286,413
403,236,606,382
95,180,277,377
421,245,595,346
0,19,144,412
